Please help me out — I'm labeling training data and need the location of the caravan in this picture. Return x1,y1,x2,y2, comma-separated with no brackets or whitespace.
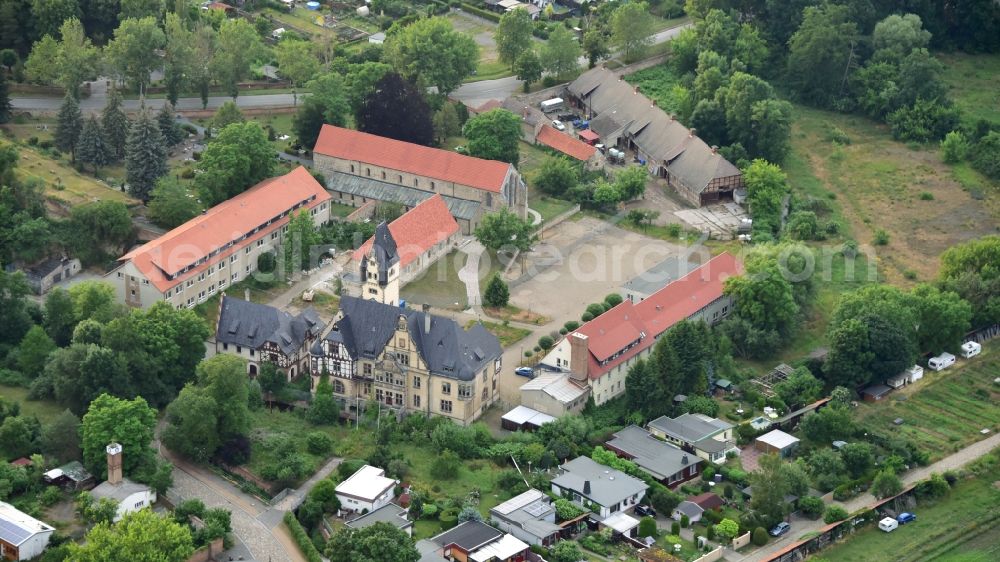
879,517,899,533
960,341,982,359
928,352,956,371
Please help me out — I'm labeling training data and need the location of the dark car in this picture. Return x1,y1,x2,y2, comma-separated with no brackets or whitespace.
634,505,656,517
514,367,535,378
769,522,791,537
897,512,917,524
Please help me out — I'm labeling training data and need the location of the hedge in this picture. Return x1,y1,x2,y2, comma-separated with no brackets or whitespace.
460,3,501,22
283,512,323,562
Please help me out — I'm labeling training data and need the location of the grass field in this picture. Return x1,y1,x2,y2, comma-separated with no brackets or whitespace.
938,52,1000,126
397,444,505,527
821,448,1000,562
0,384,67,424
851,349,1000,461
470,320,531,347
402,250,501,311
519,141,579,223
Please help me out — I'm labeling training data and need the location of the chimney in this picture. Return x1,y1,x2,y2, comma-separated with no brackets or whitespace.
422,304,431,335
583,480,591,495
689,128,697,138
106,443,123,485
569,332,589,383
681,455,688,465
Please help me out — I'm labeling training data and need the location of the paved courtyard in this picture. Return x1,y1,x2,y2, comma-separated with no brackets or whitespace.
675,202,750,240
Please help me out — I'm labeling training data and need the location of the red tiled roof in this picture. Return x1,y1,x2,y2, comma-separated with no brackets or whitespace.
352,194,460,268
11,457,32,467
118,166,331,293
313,125,511,193
536,125,597,161
573,252,742,379
689,492,724,510
578,129,600,142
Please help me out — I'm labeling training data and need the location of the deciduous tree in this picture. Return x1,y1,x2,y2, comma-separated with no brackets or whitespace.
148,176,200,229
211,18,266,98
16,325,56,378
195,355,249,441
534,155,578,197
514,49,542,91
163,13,194,106
612,2,655,63
68,509,195,562
325,521,419,562
357,72,433,146
81,394,156,479
106,17,166,92
162,385,220,463
275,39,321,86
474,208,536,252
542,26,581,79
495,8,533,69
384,16,478,95
195,121,274,205
463,108,521,165
786,3,858,107
41,409,82,462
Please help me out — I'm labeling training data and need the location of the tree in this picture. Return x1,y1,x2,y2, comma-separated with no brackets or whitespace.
162,385,220,463
823,505,848,524
972,132,1000,180
430,449,460,480
483,274,509,308
44,287,76,346
748,454,792,528
614,165,647,200
799,404,855,445
148,176,201,229
195,121,274,205
873,14,931,62
751,527,769,546
41,409,82,462
0,270,33,348
384,16,478,95
798,496,825,519
191,24,217,109
583,29,610,68
212,101,244,130
284,209,321,274
0,416,39,459
715,518,739,543
910,284,971,354
612,2,655,63
67,509,195,562
840,442,874,478
120,0,165,21
16,325,56,378
0,71,10,125
938,236,1000,328
872,469,903,499
196,355,249,441
68,281,120,323
786,3,858,107
55,94,83,161
102,87,130,161
211,18,266,97
325,522,419,562
638,516,657,538
463,108,521,165
308,375,341,425
31,18,100,98
106,17,166,92
433,102,462,145
543,26,581,79
77,116,113,173
514,50,542,91
25,35,61,87
940,131,969,164
344,62,393,119
275,39,320,86
724,260,797,339
67,202,135,265
549,541,585,562
474,208,536,252
625,359,666,420
81,394,156,479
163,13,194,106
293,72,350,148
125,108,168,201
774,366,822,409
157,104,184,146
31,0,82,38
495,8,533,69
534,155,578,197
357,72,434,146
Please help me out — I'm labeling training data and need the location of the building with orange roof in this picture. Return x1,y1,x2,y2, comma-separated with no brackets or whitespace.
311,125,526,234
106,166,332,309
346,194,461,304
535,125,599,163
528,252,742,411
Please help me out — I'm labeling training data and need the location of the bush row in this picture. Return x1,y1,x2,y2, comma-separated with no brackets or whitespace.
283,512,323,562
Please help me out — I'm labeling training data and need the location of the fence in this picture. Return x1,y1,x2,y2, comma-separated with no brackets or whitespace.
184,537,224,562
966,323,1000,344
692,546,725,562
732,531,751,549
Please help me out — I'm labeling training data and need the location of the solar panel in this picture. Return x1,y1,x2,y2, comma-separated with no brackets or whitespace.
0,518,31,545
524,501,549,518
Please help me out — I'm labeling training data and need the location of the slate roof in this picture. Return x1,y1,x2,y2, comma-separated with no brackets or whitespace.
647,413,733,445
353,195,459,268
361,222,399,286
314,125,512,193
326,171,481,221
216,295,321,356
346,503,411,531
315,296,501,381
432,520,504,551
606,426,701,481
551,456,648,510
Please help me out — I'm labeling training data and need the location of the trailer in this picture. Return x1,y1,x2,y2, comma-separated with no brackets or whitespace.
540,97,565,113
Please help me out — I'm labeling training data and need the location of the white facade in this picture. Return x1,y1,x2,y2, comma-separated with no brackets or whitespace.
111,489,156,522
0,501,54,561
335,465,397,513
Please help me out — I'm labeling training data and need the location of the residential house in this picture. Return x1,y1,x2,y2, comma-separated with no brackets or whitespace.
489,489,562,546
500,405,556,432
214,295,322,378
604,426,702,487
565,67,744,206
336,465,397,514
42,461,94,491
647,413,738,464
345,194,461,300
861,384,893,402
671,501,704,524
0,501,54,561
689,492,723,512
621,256,696,304
106,166,332,308
550,456,648,520
754,429,800,458
89,444,156,522
537,252,741,408
312,125,527,234
309,296,502,425
17,257,81,295
501,99,546,144
518,372,590,417
421,520,530,562
345,503,412,535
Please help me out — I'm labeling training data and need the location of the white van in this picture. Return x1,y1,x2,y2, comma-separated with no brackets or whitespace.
928,352,956,371
879,517,898,533
960,341,982,359
540,98,565,113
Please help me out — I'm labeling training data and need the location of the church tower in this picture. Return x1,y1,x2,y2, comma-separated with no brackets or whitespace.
360,222,400,306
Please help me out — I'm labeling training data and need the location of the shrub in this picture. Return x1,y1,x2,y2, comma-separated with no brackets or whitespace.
581,312,594,322
585,303,605,318
283,512,323,562
680,514,689,528
940,130,968,163
638,516,657,538
751,527,769,546
799,496,825,519
706,525,715,541
873,229,890,245
701,466,716,482
563,321,580,331
533,345,541,352
431,450,460,480
671,521,680,535
538,336,554,350
524,351,533,357
439,506,459,527
823,505,849,524
559,327,568,335
305,432,331,455
826,125,851,145
604,293,623,307
919,191,934,200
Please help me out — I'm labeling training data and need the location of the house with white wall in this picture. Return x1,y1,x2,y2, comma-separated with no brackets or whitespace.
335,465,397,513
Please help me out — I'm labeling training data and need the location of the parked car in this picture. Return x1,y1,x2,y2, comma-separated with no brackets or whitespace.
514,367,535,378
769,522,791,537
571,119,589,130
557,112,577,121
896,512,916,524
551,120,566,131
634,505,656,517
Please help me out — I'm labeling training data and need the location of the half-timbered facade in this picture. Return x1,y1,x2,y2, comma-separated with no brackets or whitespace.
215,294,322,379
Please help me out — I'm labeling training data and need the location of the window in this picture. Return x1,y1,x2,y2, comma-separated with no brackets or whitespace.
398,338,406,348
366,168,371,176
236,346,242,353
482,368,487,381
395,353,409,366
381,171,386,180
117,272,122,277
458,384,472,399
231,255,237,263
257,239,264,247
397,174,403,183
413,178,418,187
223,343,229,350
482,388,488,400
413,376,421,389
208,266,214,274
249,349,254,357
166,289,172,298
440,400,453,413
350,164,355,173
413,395,421,407
363,363,372,375
245,247,251,254
430,181,436,190
441,382,451,395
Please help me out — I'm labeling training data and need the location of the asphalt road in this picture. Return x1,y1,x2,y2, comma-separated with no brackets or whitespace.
12,93,301,113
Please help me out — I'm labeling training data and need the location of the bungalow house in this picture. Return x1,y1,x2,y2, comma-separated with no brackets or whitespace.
647,413,738,464
518,372,590,417
42,461,94,491
500,406,556,432
551,456,648,520
90,444,156,522
346,503,412,536
605,426,701,487
0,501,54,561
754,429,800,458
214,295,323,378
335,465,397,514
671,501,704,524
421,520,530,562
861,384,893,402
689,492,723,512
489,489,562,547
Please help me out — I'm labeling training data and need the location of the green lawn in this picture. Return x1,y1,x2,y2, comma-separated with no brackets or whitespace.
470,320,531,347
402,250,500,311
468,60,514,83
399,444,505,518
519,141,578,223
0,384,66,424
821,449,1000,562
938,52,1000,126
850,348,1000,462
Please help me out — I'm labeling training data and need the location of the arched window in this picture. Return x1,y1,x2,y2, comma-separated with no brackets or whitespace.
249,364,258,376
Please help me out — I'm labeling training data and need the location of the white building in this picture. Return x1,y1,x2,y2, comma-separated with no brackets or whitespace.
335,465,397,513
550,457,648,520
0,502,54,561
89,443,156,522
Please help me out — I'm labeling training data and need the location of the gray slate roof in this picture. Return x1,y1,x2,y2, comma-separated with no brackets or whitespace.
91,478,150,503
416,539,450,562
216,296,321,356
551,456,648,509
315,296,501,382
346,503,411,531
606,425,701,481
326,171,481,220
432,520,504,550
622,256,696,298
362,222,399,286
648,413,732,445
